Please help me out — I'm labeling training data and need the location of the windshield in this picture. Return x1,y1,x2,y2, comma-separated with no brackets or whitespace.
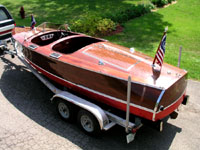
23,22,71,41
36,22,69,32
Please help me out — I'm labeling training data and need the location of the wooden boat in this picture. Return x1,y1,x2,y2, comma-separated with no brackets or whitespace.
13,23,188,122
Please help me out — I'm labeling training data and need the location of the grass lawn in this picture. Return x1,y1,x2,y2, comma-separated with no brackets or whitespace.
1,0,199,80
1,0,150,26
106,0,200,80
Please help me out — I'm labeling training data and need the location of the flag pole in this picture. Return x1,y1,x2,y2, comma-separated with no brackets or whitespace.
152,27,168,66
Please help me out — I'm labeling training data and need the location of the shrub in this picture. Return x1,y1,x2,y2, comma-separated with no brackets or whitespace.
103,3,152,24
70,1,170,36
70,13,116,36
147,2,156,10
70,13,100,35
168,0,173,3
168,0,176,3
97,18,116,35
151,0,168,7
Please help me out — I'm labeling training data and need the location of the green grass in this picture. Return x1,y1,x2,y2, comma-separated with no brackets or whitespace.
1,0,200,80
1,0,150,26
105,0,200,80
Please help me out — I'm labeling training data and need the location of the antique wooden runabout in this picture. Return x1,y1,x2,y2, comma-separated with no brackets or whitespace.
12,23,188,123
0,2,189,142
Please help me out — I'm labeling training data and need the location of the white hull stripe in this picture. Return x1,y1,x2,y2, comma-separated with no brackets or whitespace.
26,58,155,113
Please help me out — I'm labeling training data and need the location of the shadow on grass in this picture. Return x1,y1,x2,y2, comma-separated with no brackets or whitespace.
2,0,144,25
106,12,172,54
1,56,181,150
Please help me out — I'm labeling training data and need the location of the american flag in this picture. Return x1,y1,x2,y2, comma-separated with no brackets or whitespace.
31,15,36,29
153,29,167,68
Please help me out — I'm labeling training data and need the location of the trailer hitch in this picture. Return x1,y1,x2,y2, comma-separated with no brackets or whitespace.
0,38,16,58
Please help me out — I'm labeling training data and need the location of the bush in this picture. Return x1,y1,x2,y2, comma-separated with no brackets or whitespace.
147,2,156,10
70,13,100,35
70,0,175,36
97,18,116,35
104,3,152,24
168,0,176,3
151,0,168,7
168,0,173,3
70,13,116,36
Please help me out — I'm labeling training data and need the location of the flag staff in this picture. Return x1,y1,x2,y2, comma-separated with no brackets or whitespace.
152,26,168,69
30,14,36,30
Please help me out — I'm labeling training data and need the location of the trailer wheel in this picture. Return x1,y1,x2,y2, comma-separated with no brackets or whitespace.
77,109,101,136
56,99,75,122
0,49,3,55
0,46,6,55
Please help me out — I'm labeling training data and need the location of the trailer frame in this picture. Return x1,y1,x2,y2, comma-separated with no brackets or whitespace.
2,40,143,143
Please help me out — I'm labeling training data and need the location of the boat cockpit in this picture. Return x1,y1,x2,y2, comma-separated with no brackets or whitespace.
31,22,79,46
31,31,77,46
30,22,104,54
52,36,103,54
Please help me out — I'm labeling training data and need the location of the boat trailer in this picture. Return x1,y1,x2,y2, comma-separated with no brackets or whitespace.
0,39,145,143
1,37,189,143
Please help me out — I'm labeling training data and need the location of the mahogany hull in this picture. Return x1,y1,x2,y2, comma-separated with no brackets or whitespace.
22,46,187,121
12,27,188,121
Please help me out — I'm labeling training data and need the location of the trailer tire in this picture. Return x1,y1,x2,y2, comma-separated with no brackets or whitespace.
0,49,3,55
56,99,76,122
77,109,101,136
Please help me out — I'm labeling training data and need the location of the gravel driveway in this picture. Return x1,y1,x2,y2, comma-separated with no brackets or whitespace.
0,54,200,150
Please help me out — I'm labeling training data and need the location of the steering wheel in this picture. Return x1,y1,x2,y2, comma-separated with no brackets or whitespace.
59,31,68,38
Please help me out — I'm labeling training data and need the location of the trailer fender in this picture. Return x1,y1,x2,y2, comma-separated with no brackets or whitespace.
51,91,109,130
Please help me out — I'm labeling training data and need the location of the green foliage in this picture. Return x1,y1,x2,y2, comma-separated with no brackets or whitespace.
70,13,99,36
147,2,156,9
106,0,200,80
168,0,173,3
151,0,169,7
70,13,116,36
3,0,200,80
97,18,116,35
104,3,152,24
168,0,176,3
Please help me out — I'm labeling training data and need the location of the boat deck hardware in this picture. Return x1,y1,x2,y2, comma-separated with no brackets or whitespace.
28,44,38,50
50,52,62,59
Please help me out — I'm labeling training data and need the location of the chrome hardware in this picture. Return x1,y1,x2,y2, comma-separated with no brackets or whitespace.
167,71,171,74
28,44,38,50
98,60,104,65
130,47,135,53
50,52,62,59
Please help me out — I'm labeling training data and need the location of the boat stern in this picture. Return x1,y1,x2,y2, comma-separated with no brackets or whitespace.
152,72,188,121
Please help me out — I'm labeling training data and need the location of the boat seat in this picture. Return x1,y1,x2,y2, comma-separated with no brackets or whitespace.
31,31,76,46
52,36,102,54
